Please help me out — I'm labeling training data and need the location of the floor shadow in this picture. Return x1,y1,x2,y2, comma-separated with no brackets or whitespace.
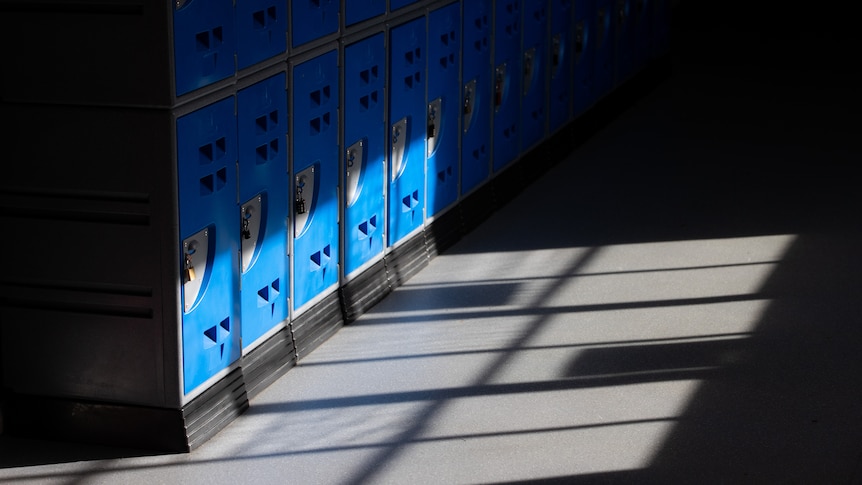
0,435,169,469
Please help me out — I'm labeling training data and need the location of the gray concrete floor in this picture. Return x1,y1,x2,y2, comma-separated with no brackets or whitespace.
3,3,862,484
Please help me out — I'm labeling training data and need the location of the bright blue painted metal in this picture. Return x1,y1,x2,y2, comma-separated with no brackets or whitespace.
492,0,522,171
460,0,493,195
388,17,426,246
176,96,240,395
236,0,287,70
292,50,340,310
237,73,289,349
344,33,386,277
427,3,461,217
173,0,236,96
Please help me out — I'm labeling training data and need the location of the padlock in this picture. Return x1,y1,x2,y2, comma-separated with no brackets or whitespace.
494,66,505,109
575,24,584,55
242,218,251,240
184,254,196,283
295,196,306,214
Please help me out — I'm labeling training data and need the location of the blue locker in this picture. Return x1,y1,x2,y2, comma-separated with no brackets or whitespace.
176,96,240,395
594,0,615,99
390,0,420,11
388,17,427,246
427,4,461,217
237,73,289,349
520,0,548,152
173,0,236,97
573,0,596,116
492,0,522,171
460,0,493,195
292,50,340,311
344,33,386,277
291,0,339,48
615,0,636,85
237,0,287,70
549,0,574,133
345,0,386,26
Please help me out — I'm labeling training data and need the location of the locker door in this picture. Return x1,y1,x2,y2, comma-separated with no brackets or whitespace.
345,0,386,26
573,0,596,116
549,0,575,133
427,3,462,217
520,0,549,153
595,0,615,99
237,73,289,350
292,50,340,311
236,0,287,69
461,0,493,195
173,0,236,96
493,0,522,171
176,96,240,395
388,17,427,246
291,0,339,48
344,33,386,277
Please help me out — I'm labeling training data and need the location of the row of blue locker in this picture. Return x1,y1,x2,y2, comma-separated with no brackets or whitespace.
175,0,413,96
180,0,670,395
177,0,669,97
178,0,669,97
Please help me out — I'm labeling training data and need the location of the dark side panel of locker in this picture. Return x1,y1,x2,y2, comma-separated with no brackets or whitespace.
0,2,175,106
0,103,178,407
